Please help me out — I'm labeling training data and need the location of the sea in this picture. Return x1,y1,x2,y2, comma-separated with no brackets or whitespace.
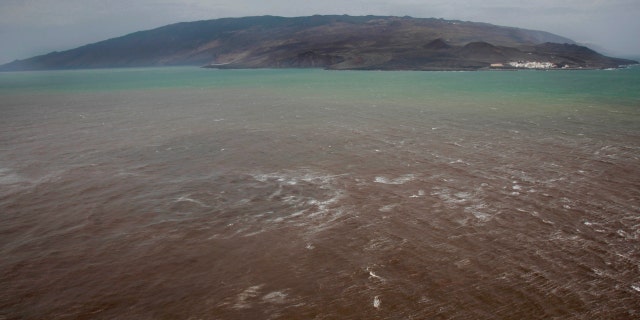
1,66,639,319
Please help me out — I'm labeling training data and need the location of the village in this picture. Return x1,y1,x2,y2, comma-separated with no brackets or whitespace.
490,61,572,69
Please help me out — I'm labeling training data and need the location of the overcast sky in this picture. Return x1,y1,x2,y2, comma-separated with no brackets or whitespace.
1,0,639,64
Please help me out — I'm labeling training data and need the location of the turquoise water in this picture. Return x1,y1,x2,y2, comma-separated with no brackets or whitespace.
2,66,639,106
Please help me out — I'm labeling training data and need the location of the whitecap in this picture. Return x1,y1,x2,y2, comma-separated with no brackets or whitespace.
374,174,416,185
455,192,471,200
592,268,606,277
248,169,348,232
367,267,385,282
174,195,210,207
431,188,470,205
262,291,288,304
449,159,468,165
373,296,381,309
379,204,398,212
233,285,264,309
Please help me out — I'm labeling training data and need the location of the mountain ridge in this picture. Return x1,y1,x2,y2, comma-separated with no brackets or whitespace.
1,15,636,71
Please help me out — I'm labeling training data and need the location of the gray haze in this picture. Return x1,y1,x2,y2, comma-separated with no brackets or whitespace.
1,0,639,64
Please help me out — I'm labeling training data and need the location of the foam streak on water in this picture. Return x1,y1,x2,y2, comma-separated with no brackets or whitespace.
1,67,640,319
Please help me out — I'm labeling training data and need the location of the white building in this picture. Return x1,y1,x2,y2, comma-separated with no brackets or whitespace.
508,61,556,69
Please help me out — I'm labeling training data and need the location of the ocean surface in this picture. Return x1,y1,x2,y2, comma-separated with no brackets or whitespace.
1,66,639,319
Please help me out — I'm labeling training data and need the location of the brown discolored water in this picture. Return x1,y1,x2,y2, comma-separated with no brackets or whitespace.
1,68,640,319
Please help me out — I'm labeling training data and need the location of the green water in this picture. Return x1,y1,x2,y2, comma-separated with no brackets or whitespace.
1,67,639,107
2,66,639,142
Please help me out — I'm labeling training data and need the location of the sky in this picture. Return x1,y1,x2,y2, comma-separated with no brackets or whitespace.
1,0,639,64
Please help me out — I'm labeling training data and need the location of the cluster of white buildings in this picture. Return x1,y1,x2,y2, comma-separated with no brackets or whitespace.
490,61,575,70
507,61,557,69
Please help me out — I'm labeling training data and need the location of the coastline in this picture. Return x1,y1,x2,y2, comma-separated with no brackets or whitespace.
203,63,639,72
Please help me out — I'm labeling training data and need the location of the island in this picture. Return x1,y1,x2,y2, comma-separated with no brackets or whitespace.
1,15,636,71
